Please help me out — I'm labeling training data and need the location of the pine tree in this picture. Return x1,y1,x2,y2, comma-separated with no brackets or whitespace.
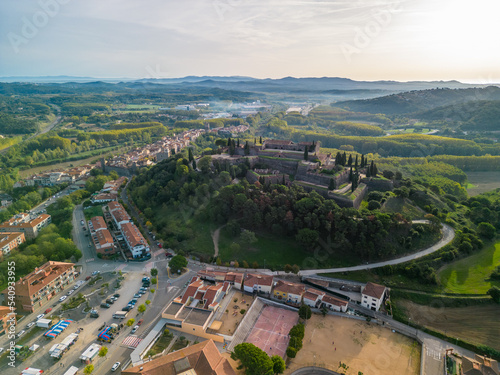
304,147,309,161
329,178,336,190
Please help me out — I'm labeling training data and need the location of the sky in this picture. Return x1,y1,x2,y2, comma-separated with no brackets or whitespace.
1,0,499,82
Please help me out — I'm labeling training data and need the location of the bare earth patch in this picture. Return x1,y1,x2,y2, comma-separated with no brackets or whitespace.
286,314,420,375
217,291,253,335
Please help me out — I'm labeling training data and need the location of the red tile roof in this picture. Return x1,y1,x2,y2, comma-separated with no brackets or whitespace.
322,295,348,307
245,273,274,287
273,280,305,296
362,282,386,300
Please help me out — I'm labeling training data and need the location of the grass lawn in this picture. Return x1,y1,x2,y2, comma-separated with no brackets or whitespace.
382,197,426,220
146,332,174,357
169,337,189,353
438,240,500,294
84,204,106,220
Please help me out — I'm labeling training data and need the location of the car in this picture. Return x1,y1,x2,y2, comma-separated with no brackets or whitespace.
139,287,147,292
59,295,67,302
111,362,121,372
106,299,114,304
0,348,4,354
133,293,141,299
113,293,120,298
67,289,75,295
131,325,139,333
85,276,91,281
89,310,99,318
36,313,44,320
100,303,110,308
73,285,79,290
44,308,52,314
88,244,91,248
26,322,36,329
142,277,150,282
17,330,26,338
130,299,138,304
137,290,145,295
83,227,87,231
137,319,143,326
80,220,84,225
110,296,118,302
92,271,100,276
122,306,132,312
165,252,172,258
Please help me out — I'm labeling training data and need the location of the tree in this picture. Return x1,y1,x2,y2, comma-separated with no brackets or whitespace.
291,264,300,274
487,286,500,303
138,304,146,313
151,277,157,285
98,346,108,358
477,222,496,239
284,264,293,273
231,343,274,375
242,260,249,268
328,178,336,190
321,306,328,316
127,318,135,326
348,154,352,166
259,136,262,144
296,228,319,250
150,268,158,277
304,147,309,161
188,147,194,162
298,304,312,320
192,159,197,170
145,300,151,305
271,355,286,374
83,365,94,374
252,261,259,269
198,155,212,174
169,254,188,273
241,230,257,244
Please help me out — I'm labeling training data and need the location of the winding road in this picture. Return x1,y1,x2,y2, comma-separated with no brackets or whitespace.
299,222,455,276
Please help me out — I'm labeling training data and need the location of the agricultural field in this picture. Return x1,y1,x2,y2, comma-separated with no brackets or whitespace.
466,171,500,196
438,241,500,294
399,300,500,351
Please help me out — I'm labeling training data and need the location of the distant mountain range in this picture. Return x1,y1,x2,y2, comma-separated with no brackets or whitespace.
1,75,497,94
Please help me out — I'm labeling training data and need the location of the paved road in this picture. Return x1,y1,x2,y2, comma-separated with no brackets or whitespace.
299,222,455,276
290,368,340,375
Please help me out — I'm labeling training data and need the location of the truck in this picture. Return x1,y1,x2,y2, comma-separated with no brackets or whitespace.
112,311,128,319
36,318,53,328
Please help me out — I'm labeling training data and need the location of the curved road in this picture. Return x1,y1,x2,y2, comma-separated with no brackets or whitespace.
299,222,455,276
290,367,340,375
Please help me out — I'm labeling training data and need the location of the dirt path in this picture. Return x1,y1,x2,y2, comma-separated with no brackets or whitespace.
212,225,225,257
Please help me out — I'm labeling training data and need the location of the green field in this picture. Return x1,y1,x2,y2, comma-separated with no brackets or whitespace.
438,241,500,294
84,204,106,220
382,197,427,219
466,171,500,196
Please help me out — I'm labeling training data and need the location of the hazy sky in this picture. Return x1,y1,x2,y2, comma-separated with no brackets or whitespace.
1,0,499,81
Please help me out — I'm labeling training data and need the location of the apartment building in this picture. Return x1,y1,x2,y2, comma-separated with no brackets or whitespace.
0,214,51,239
0,232,26,257
120,222,149,258
1,261,76,312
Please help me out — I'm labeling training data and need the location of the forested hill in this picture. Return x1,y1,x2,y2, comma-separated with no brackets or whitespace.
416,100,500,131
336,86,500,115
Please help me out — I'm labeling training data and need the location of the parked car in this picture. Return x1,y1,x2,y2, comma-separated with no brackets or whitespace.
59,295,67,302
165,252,172,257
142,277,150,283
137,319,143,326
100,303,110,309
17,330,26,338
0,348,4,354
131,325,139,334
90,310,99,318
92,271,100,276
111,362,121,372
122,306,132,312
113,293,120,298
130,299,138,305
73,285,80,290
133,293,141,299
106,299,114,304
80,220,84,225
85,276,91,281
44,308,52,314
36,314,44,320
67,289,75,295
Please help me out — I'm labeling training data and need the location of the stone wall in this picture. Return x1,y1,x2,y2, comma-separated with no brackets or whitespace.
256,157,299,175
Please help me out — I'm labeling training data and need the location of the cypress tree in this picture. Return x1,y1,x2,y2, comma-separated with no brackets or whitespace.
329,178,336,190
237,138,240,147
372,162,378,176
335,152,341,166
343,152,347,166
227,137,232,147
355,155,358,168
192,159,197,170
304,147,309,161
282,174,286,185
349,166,353,182
188,147,194,162
348,154,353,166
259,136,262,144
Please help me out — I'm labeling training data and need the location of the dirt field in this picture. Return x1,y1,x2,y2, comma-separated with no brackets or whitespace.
286,314,420,375
466,171,500,196
218,291,253,335
400,300,500,351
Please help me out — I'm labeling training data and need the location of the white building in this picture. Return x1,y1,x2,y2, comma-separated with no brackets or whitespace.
361,282,386,311
243,273,274,294
321,295,348,312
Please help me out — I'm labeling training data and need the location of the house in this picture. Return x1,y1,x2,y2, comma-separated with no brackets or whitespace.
1,261,76,312
108,202,131,229
121,222,149,258
243,273,274,294
198,270,244,290
0,306,15,336
89,216,107,232
462,355,499,375
272,280,305,304
90,192,117,204
177,276,230,311
361,282,387,311
122,339,236,375
93,229,115,255
321,295,348,313
0,232,25,257
302,288,326,308
0,214,51,240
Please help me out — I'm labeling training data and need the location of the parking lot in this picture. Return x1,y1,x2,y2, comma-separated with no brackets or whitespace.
0,271,151,375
